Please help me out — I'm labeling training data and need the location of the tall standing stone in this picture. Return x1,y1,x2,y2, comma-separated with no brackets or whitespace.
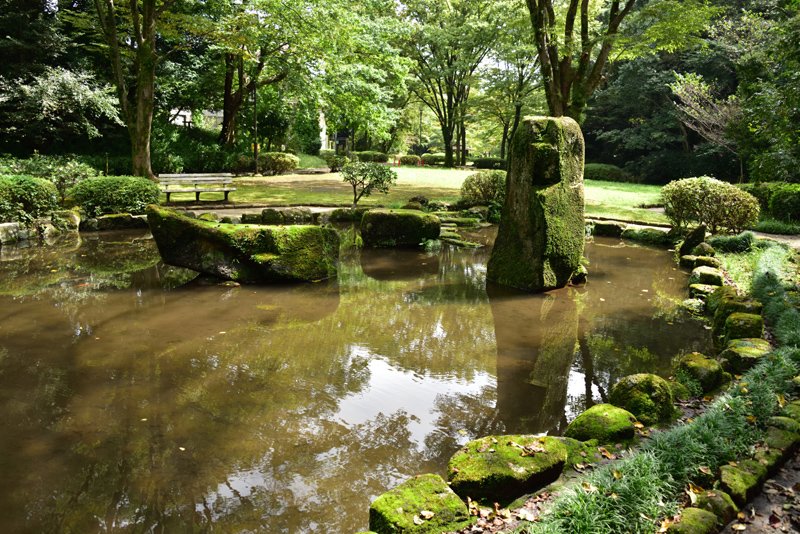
487,116,585,292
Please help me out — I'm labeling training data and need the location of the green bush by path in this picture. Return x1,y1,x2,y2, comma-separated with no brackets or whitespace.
460,170,506,206
421,153,445,166
584,163,636,183
768,183,800,222
398,154,421,166
0,174,58,223
472,157,506,170
259,152,299,175
69,176,159,217
661,176,760,233
351,151,389,163
0,154,99,202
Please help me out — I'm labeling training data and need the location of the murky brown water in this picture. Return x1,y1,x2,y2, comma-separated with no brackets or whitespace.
0,228,709,533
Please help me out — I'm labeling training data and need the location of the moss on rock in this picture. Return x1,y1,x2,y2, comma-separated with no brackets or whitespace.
487,116,585,292
447,435,567,505
621,227,674,247
696,490,738,524
146,205,339,283
679,225,707,256
712,296,763,336
688,266,724,286
724,312,764,342
368,474,471,534
691,242,716,257
719,338,772,374
564,403,637,443
361,209,440,247
693,256,721,269
706,286,738,316
669,380,691,401
557,437,602,467
676,352,726,393
680,255,698,268
592,221,626,237
689,283,719,300
764,426,800,453
328,207,370,223
609,373,674,425
667,508,719,534
720,461,767,506
261,207,314,225
768,416,800,435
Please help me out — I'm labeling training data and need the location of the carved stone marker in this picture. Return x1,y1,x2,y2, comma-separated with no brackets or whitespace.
487,116,585,292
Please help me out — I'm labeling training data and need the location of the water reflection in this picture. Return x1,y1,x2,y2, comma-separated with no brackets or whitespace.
0,230,709,532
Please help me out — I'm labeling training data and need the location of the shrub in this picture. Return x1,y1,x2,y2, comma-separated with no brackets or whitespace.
352,151,389,163
421,153,445,166
738,182,782,212
752,218,800,235
230,154,254,175
472,157,506,170
259,152,299,176
708,231,756,253
584,163,637,183
321,151,350,172
0,174,58,223
69,176,160,217
340,162,397,208
0,154,100,203
399,154,421,166
768,183,800,222
661,176,760,233
460,170,506,206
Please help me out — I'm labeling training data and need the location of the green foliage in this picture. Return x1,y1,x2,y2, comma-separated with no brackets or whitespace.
322,151,350,172
341,162,398,208
0,154,99,203
472,157,506,170
0,174,58,223
738,182,784,212
661,176,760,233
753,218,800,235
460,170,506,206
584,163,637,183
674,368,703,398
399,154,421,166
768,184,800,222
352,151,389,163
69,176,159,217
259,152,300,176
421,153,446,166
151,123,240,174
708,231,756,253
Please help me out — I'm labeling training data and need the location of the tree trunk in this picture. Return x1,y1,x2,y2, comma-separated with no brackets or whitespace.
500,123,509,160
460,114,467,166
442,127,455,168
131,41,156,179
219,54,239,145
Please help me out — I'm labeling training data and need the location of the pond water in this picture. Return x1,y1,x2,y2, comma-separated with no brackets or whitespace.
0,228,710,532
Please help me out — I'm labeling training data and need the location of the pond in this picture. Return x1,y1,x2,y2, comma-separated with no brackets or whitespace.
0,228,709,532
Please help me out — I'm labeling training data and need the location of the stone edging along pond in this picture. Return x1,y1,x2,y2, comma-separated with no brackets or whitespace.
361,224,800,534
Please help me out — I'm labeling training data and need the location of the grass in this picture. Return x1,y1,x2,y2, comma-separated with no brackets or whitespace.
753,218,800,235
297,153,327,169
160,168,669,224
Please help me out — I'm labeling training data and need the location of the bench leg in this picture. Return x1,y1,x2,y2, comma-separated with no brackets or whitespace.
166,192,171,203
224,191,230,202
196,191,201,202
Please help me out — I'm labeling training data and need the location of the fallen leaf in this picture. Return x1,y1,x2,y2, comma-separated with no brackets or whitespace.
612,470,623,480
516,509,537,522
698,466,712,475
420,510,434,520
598,447,615,460
582,482,598,493
413,516,424,526
731,524,747,531
633,422,645,429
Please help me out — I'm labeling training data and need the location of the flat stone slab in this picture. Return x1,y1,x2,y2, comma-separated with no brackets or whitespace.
719,338,771,373
689,266,724,286
447,435,567,505
369,474,471,534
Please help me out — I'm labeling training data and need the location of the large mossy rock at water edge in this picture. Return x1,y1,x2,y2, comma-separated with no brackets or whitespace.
361,209,440,247
564,403,637,443
146,206,339,283
592,220,626,237
679,224,707,256
609,373,674,425
447,435,567,505
369,474,471,534
487,116,585,292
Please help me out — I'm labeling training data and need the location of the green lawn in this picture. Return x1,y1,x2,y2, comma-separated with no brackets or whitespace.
162,167,668,224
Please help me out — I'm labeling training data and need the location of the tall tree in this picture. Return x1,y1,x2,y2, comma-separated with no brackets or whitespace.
525,0,718,122
403,0,498,167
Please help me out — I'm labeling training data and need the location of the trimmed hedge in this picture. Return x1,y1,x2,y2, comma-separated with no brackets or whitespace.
0,174,58,223
661,176,760,234
352,151,389,163
472,157,506,170
421,153,446,166
399,154,421,166
259,152,299,176
69,176,160,217
584,163,636,183
768,183,800,222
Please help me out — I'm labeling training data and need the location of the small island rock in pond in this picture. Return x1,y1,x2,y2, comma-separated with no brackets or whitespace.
146,205,339,283
487,116,585,292
361,209,440,247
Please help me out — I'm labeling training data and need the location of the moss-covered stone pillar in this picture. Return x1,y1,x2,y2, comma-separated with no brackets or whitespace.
487,116,585,292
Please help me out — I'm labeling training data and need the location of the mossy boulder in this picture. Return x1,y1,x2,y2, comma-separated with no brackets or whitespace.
784,400,800,421
688,266,723,286
328,207,370,223
447,435,567,505
706,285,738,316
764,426,800,454
80,213,149,232
679,225,707,256
487,116,585,292
680,298,705,315
724,312,764,342
768,416,800,435
261,207,314,225
592,221,626,237
240,212,262,224
689,283,719,300
668,380,691,401
564,403,637,443
695,490,738,524
693,256,721,269
667,508,719,534
719,338,772,373
361,209,440,247
621,227,674,247
609,373,674,425
676,352,726,393
146,205,339,283
691,242,716,257
557,437,602,467
712,296,763,336
368,474,471,534
680,255,698,268
720,461,767,506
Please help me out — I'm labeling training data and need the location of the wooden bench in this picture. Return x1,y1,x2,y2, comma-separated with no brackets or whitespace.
158,174,237,202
